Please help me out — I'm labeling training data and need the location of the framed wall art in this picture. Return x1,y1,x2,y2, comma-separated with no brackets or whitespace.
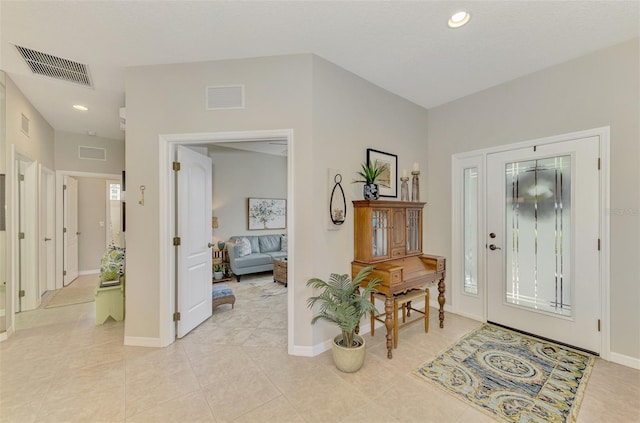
248,198,286,230
367,148,398,198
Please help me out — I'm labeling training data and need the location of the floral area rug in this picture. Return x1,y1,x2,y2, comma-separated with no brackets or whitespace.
415,324,594,422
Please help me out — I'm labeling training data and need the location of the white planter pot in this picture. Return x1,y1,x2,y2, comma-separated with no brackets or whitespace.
213,272,223,280
331,334,366,373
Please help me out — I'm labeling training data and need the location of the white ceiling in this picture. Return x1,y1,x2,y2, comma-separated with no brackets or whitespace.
1,1,638,142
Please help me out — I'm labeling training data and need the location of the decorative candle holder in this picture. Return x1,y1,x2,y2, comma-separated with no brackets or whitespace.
411,170,420,202
400,176,409,201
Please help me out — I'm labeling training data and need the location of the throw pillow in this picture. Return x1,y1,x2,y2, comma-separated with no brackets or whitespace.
100,245,125,277
238,237,252,257
280,235,288,252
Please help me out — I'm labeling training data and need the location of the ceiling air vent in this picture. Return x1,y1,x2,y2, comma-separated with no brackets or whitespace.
15,45,93,88
206,85,244,110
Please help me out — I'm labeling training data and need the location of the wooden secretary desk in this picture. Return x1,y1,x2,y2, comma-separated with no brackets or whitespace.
351,200,446,359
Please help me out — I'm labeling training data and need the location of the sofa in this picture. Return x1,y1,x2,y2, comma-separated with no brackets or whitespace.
227,234,287,281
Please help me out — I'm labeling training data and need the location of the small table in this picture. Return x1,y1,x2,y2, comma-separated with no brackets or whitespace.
273,258,288,287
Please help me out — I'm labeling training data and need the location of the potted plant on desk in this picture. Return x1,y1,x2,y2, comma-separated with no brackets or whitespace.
353,159,389,200
306,266,380,372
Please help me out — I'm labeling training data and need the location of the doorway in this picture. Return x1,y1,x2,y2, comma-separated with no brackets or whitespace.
486,136,600,354
158,129,295,349
451,127,610,358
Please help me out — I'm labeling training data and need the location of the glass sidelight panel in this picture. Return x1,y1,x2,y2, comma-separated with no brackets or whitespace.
463,168,478,294
504,156,571,316
372,210,388,257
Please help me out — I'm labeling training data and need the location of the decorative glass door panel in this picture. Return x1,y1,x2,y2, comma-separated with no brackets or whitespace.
406,209,421,253
371,209,388,258
504,156,571,316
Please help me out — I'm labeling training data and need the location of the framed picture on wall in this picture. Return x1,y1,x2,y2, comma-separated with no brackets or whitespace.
248,198,286,230
367,148,398,198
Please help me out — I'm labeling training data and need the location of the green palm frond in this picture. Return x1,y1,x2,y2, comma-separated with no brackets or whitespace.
307,266,381,348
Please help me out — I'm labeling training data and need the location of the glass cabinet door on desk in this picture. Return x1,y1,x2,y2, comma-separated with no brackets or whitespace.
371,208,390,259
406,208,422,255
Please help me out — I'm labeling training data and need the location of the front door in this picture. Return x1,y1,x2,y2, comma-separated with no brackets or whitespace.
487,136,600,353
176,146,213,337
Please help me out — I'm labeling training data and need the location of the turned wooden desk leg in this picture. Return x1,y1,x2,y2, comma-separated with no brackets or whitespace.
385,295,394,359
438,277,446,328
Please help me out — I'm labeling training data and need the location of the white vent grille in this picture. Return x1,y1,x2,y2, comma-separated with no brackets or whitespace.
206,85,244,110
15,45,93,88
78,146,106,161
21,113,29,136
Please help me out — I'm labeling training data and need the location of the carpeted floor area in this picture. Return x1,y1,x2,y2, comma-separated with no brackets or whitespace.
415,323,594,423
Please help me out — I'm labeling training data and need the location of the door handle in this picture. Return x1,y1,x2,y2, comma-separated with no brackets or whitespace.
76,232,81,235
207,243,214,248
489,244,501,250
44,238,51,241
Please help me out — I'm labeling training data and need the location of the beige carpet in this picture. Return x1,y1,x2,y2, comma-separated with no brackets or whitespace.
44,274,99,308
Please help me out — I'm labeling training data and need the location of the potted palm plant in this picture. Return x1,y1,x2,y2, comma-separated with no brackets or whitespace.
306,266,380,372
353,160,389,200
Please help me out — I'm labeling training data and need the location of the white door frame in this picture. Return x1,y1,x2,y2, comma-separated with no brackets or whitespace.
158,129,295,350
39,165,56,294
55,170,121,289
451,126,611,360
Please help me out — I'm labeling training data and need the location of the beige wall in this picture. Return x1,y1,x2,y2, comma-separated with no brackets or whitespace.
55,130,124,174
208,147,287,242
77,177,107,272
125,54,313,340
310,55,429,345
426,38,640,359
124,53,430,349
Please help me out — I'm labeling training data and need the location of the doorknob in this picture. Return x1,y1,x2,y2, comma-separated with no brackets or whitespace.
44,237,51,241
489,244,501,250
207,243,214,248
76,232,81,235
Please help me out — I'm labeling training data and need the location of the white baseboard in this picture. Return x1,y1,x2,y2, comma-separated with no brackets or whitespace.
290,323,374,357
610,352,640,370
124,336,163,348
79,270,100,276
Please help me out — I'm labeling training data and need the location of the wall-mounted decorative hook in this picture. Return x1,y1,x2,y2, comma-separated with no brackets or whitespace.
139,185,146,205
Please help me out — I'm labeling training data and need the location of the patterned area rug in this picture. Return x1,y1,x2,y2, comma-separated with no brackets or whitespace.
415,324,594,423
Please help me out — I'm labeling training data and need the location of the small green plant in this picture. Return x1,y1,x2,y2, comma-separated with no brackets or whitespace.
306,266,380,348
213,264,225,273
353,160,390,187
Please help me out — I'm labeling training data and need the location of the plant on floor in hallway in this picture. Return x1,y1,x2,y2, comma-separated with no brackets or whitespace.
306,266,380,372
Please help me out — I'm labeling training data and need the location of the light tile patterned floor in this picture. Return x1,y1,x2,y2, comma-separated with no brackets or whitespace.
1,272,638,422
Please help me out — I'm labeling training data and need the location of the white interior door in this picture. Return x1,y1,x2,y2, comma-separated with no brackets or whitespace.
63,176,79,286
39,167,56,295
176,146,213,337
487,136,600,353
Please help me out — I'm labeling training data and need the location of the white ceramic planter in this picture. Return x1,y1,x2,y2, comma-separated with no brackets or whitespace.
332,334,366,373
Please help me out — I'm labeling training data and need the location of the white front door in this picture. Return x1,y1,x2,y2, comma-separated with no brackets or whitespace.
487,136,600,353
176,146,213,338
63,176,79,286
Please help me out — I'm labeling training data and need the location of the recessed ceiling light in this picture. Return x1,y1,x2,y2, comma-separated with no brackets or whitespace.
448,11,471,28
73,104,88,111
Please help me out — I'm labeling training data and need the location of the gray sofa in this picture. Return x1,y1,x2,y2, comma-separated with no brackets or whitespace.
227,234,287,281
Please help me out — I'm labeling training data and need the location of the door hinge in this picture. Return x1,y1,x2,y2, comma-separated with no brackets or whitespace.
597,319,601,332
18,232,25,240
19,174,24,181
598,158,601,170
63,270,67,276
173,237,181,246
63,227,67,233
19,290,25,297
172,161,181,171
63,184,67,190
173,312,181,321
598,238,601,251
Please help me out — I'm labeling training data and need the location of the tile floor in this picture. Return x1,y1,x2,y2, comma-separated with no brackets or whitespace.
1,273,639,422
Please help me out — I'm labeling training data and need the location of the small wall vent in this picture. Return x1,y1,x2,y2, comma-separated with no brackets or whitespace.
206,85,244,110
15,45,93,88
78,146,106,161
